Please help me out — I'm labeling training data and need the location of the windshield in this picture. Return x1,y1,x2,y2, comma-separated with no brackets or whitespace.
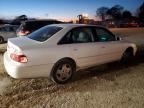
27,26,62,42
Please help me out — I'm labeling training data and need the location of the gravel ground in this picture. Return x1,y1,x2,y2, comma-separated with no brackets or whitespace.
0,28,144,108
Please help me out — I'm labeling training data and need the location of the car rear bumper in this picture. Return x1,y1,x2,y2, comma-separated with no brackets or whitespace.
4,52,54,79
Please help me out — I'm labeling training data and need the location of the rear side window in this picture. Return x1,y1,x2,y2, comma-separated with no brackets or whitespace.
28,26,62,42
9,27,15,32
59,27,94,44
18,22,43,32
0,27,5,31
19,21,60,32
72,28,93,43
4,27,10,32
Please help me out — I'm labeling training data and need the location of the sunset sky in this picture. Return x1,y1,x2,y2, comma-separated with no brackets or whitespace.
0,0,143,21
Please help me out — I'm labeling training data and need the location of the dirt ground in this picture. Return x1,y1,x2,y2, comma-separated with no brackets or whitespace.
0,28,144,108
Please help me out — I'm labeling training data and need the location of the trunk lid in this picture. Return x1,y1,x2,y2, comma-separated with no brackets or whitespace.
7,37,39,55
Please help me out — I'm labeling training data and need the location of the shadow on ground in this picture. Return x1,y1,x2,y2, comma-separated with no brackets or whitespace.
72,45,144,83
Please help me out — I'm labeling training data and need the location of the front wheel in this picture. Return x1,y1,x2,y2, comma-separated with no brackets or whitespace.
120,50,134,64
51,59,76,84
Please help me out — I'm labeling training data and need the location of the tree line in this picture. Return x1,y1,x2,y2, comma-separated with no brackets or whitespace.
96,2,144,21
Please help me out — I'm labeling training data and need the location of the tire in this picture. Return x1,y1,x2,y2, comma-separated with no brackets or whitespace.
51,59,76,84
120,49,134,64
0,36,4,44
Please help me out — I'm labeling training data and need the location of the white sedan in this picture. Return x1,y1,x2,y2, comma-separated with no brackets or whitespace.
4,24,137,84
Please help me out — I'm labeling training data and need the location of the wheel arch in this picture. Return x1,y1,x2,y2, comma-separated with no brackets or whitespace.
125,47,133,52
126,43,137,56
55,57,77,68
124,46,136,56
0,36,4,43
50,57,77,75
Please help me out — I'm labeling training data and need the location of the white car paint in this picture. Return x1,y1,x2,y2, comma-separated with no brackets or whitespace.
4,24,137,79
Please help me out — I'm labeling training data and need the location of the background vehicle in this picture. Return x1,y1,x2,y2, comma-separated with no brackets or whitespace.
0,24,19,44
16,19,62,36
120,21,140,28
4,24,137,84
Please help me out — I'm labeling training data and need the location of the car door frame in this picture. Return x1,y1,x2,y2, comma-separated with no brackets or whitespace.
58,26,101,68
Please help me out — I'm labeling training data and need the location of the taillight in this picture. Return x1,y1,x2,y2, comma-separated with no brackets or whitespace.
18,30,30,36
10,53,28,63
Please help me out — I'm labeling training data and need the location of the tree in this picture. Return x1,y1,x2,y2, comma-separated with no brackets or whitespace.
122,10,132,19
138,2,144,19
96,7,109,21
107,5,124,20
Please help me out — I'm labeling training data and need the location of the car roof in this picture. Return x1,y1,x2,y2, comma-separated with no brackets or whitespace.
0,24,19,28
48,24,105,29
25,19,61,23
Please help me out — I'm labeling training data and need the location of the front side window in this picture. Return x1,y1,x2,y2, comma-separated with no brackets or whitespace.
28,26,62,42
95,28,115,42
59,27,94,44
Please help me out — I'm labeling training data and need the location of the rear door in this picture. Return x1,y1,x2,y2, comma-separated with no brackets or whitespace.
58,27,98,67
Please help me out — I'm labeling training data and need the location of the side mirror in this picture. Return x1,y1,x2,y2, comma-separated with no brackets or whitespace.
116,36,122,41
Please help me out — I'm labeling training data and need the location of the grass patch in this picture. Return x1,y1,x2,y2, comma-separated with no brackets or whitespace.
0,78,12,96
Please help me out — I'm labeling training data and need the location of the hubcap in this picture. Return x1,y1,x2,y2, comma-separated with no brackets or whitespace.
56,64,72,81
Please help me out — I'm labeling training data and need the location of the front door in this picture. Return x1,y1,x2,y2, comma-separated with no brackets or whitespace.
93,27,123,63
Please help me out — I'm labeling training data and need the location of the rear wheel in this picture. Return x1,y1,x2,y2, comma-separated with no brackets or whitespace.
0,36,4,44
51,59,76,84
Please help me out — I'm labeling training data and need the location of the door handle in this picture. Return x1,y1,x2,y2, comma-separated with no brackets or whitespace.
73,48,78,51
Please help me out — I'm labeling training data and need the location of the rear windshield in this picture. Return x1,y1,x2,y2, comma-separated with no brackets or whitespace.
27,26,62,42
19,21,61,31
